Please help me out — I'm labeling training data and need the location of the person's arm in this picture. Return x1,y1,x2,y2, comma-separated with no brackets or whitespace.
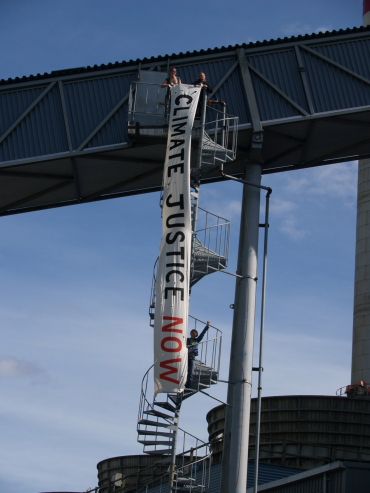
196,321,211,342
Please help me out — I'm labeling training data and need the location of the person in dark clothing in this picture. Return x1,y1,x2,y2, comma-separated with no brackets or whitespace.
193,72,213,93
186,321,211,388
193,72,213,118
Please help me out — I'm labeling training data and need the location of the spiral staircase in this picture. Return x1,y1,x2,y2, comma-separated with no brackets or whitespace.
129,79,237,493
138,203,230,492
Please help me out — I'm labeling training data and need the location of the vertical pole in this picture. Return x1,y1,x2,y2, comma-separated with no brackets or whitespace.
253,188,271,493
191,90,207,232
169,407,180,491
351,1,370,385
221,162,262,493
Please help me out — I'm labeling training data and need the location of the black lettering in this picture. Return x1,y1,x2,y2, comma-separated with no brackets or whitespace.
167,162,184,177
166,213,185,228
171,121,186,136
169,139,185,151
166,247,185,259
166,231,185,244
175,94,192,105
165,194,184,209
165,270,185,283
173,106,190,115
169,149,185,161
165,287,185,300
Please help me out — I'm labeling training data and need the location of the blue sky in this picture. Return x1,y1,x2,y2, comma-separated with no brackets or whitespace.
0,1,364,492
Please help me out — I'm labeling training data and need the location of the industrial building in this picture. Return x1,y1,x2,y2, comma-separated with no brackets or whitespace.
3,6,370,492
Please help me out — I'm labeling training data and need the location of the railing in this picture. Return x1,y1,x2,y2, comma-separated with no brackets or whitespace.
137,316,222,438
149,209,231,326
201,103,238,169
128,82,168,125
140,317,222,405
337,381,370,397
134,442,211,493
128,81,239,153
191,207,230,286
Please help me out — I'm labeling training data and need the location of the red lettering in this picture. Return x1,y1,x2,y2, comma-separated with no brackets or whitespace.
161,337,182,352
162,316,184,334
160,358,182,384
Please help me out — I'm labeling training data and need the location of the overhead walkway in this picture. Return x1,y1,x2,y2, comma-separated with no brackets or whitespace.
1,26,370,215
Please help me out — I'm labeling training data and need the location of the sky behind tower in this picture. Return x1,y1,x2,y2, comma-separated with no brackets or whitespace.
0,1,364,492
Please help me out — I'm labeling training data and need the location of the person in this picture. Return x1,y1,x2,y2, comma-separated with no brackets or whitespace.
162,67,181,115
193,72,213,118
161,67,181,88
186,321,211,388
193,71,212,94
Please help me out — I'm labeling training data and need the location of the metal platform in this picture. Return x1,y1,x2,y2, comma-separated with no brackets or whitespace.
1,26,370,215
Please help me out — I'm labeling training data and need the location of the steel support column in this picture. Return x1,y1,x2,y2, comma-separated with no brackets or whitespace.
351,1,370,385
221,162,262,493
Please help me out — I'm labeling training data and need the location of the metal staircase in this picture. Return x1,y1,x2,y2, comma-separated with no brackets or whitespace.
200,102,238,173
136,319,222,492
149,208,231,327
134,87,235,493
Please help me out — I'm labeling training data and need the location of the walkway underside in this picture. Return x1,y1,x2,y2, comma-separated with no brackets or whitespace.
2,27,370,215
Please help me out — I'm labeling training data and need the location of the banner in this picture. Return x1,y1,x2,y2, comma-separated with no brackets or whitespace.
154,84,202,395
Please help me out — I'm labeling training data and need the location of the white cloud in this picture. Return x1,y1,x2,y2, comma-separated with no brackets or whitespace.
0,357,44,378
263,331,350,396
279,216,307,240
268,162,357,240
270,197,297,217
286,162,357,206
280,22,334,36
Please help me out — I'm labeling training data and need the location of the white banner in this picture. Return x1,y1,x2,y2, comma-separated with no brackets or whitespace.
154,84,202,395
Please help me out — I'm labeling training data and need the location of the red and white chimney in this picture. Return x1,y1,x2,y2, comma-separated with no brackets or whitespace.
364,0,370,26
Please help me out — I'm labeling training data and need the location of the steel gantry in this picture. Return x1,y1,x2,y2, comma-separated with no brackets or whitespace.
1,27,370,215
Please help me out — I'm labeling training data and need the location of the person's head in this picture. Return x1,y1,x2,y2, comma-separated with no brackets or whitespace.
190,329,198,339
170,67,177,76
199,72,206,82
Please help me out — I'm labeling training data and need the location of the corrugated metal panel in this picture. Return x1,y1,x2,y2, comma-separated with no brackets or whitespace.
2,31,370,163
311,38,370,81
0,84,68,161
167,57,251,124
0,85,46,135
251,70,302,121
208,396,370,469
87,104,129,148
207,462,301,493
301,48,370,112
172,58,236,87
256,466,346,493
248,50,309,113
215,65,250,124
64,73,134,149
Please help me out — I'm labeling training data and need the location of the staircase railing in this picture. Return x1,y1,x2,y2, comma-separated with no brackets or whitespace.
201,103,238,170
132,441,212,493
149,208,230,327
191,207,230,286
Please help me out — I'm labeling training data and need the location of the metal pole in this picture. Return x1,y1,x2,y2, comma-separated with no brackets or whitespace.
221,162,263,493
253,187,271,493
191,89,207,232
351,0,370,385
169,406,180,491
